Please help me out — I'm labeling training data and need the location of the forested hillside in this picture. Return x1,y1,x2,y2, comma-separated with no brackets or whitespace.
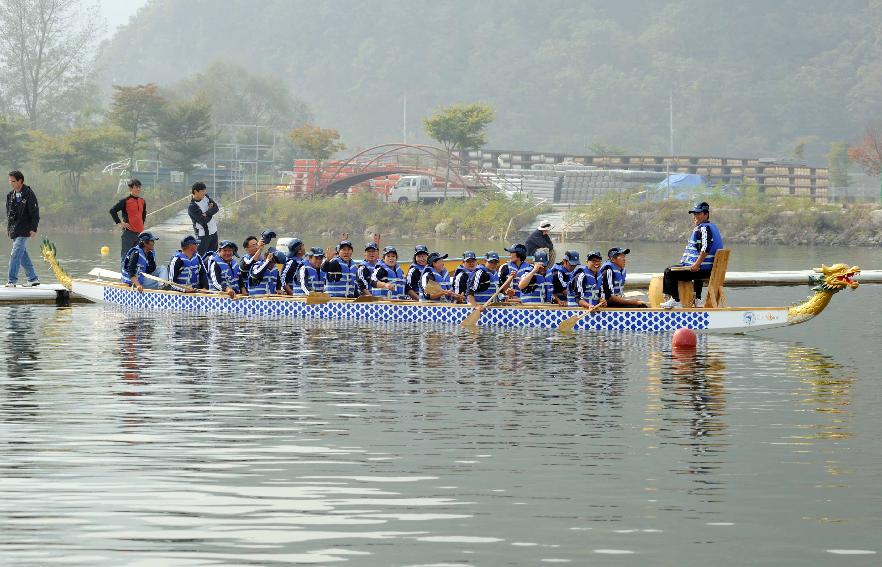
94,0,882,161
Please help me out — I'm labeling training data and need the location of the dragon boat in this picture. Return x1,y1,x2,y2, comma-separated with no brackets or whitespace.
41,240,860,334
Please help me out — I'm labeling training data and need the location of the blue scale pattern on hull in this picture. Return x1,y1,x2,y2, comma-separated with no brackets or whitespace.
103,286,710,332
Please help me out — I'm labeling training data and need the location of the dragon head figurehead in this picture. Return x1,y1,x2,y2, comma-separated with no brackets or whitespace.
39,238,73,290
789,263,860,322
810,263,860,293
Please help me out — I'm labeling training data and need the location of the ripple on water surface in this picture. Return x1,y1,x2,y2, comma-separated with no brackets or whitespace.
0,305,881,565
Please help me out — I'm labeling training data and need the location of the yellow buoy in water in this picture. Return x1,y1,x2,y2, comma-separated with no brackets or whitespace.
100,245,110,256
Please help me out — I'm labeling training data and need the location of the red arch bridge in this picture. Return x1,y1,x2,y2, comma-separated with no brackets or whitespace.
285,144,486,196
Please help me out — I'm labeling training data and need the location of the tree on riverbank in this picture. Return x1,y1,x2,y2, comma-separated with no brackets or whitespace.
849,126,882,202
155,96,213,182
0,114,30,166
109,84,166,175
31,124,123,195
289,124,345,160
424,103,495,194
0,0,101,129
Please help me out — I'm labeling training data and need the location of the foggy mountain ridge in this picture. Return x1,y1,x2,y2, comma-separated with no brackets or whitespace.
96,0,882,162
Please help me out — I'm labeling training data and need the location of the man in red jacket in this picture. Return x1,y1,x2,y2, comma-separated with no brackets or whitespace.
109,179,147,259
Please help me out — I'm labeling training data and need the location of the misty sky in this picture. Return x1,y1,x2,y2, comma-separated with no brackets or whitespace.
96,0,148,38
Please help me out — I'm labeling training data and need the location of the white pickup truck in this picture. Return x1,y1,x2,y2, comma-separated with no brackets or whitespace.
386,175,470,204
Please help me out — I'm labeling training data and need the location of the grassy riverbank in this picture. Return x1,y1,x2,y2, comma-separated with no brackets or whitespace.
228,189,882,247
567,188,882,247
228,191,548,241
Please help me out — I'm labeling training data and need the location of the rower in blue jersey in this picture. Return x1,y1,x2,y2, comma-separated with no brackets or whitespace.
356,241,380,296
168,235,208,291
599,247,648,308
547,250,580,305
248,246,281,296
517,250,553,304
370,246,407,299
405,245,430,300
207,239,240,298
568,250,605,308
420,252,455,301
237,231,274,295
324,239,359,298
121,231,165,292
280,238,305,295
499,243,528,298
467,251,505,306
451,251,478,303
296,247,327,295
661,201,724,308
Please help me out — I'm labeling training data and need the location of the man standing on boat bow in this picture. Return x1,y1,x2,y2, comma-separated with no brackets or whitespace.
660,202,724,309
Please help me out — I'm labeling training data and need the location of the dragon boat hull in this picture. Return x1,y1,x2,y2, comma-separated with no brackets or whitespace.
71,279,799,333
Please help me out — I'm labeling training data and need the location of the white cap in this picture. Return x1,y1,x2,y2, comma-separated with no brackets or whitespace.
538,220,553,230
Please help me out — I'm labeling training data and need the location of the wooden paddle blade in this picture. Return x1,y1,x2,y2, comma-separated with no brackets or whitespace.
306,292,331,304
558,312,588,333
461,308,483,327
648,275,664,308
354,295,380,302
423,279,443,296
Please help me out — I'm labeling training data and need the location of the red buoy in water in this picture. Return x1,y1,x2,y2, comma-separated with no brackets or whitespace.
672,328,697,348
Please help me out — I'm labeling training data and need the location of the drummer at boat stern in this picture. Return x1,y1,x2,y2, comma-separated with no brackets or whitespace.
660,201,724,309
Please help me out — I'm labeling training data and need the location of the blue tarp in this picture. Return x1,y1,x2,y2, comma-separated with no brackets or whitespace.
656,173,705,191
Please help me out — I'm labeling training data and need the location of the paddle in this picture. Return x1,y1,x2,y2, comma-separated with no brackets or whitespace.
89,268,234,297
558,301,605,333
354,294,381,302
305,291,331,304
461,273,517,328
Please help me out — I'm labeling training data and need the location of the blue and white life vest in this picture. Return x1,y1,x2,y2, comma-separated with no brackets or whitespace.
680,221,724,270
406,263,429,293
420,267,451,301
169,250,203,287
208,256,240,293
249,258,279,295
201,250,216,272
471,264,500,303
517,264,551,304
298,264,327,294
121,245,155,286
281,255,302,289
499,260,525,296
598,261,627,298
326,257,359,297
356,259,378,294
451,265,475,296
546,263,572,298
567,266,601,306
371,261,406,299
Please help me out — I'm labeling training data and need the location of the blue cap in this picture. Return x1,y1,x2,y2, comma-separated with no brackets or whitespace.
485,251,500,261
608,247,631,259
180,235,200,247
534,251,549,264
365,242,379,251
504,243,527,254
138,231,159,242
462,250,477,260
587,250,603,261
382,245,398,255
427,252,448,265
273,251,287,264
287,238,303,253
563,250,580,264
414,244,429,255
338,239,353,250
261,230,277,243
688,202,710,214
219,239,237,252
307,247,325,258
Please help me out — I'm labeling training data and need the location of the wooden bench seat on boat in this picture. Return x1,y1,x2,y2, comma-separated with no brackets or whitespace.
649,249,730,308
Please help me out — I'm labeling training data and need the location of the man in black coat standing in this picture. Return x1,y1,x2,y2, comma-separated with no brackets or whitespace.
5,170,40,287
525,219,555,259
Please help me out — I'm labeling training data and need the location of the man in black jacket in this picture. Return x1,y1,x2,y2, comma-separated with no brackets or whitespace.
5,170,40,287
525,220,555,258
188,182,220,256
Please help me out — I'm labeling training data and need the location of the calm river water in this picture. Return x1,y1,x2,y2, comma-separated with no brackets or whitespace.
1,232,881,565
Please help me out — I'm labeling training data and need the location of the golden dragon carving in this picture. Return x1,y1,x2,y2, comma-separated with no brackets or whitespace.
39,238,73,290
788,263,860,323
